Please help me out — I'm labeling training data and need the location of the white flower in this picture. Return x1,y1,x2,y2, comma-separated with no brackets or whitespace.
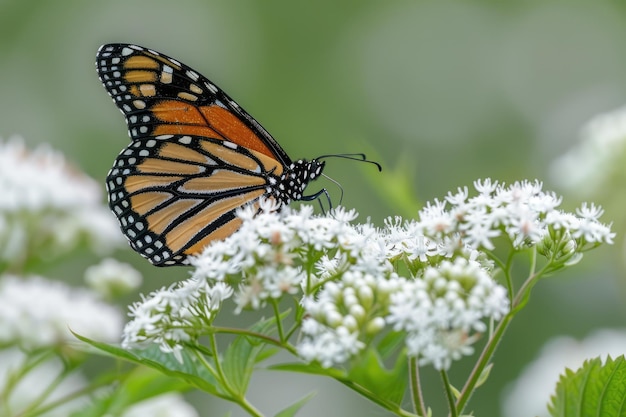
128,183,610,371
297,270,397,367
122,280,233,359
386,179,613,261
297,321,364,368
191,205,391,308
386,258,509,370
330,206,359,222
550,104,626,193
0,275,123,348
0,137,123,265
84,258,142,298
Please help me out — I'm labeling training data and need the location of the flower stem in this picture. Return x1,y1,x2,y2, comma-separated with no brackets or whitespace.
270,299,285,342
408,356,427,416
455,265,543,413
455,310,512,413
440,370,457,417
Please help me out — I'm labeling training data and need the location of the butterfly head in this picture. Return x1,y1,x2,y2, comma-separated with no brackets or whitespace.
274,159,326,204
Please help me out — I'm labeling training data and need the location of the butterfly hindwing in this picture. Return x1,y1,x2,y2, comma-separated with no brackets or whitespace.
107,135,285,265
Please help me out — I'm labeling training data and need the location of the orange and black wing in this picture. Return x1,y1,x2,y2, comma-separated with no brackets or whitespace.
106,135,285,265
96,43,291,166
96,44,294,266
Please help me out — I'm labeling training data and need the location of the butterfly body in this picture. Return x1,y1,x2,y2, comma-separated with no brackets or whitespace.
97,44,325,266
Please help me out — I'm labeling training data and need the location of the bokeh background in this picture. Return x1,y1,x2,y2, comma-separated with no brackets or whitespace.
2,0,625,416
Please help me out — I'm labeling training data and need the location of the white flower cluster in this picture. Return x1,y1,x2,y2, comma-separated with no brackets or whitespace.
298,270,397,368
85,257,143,298
0,137,123,266
190,201,386,310
122,280,233,362
386,179,613,259
123,180,613,371
550,104,626,194
0,275,123,349
386,258,508,370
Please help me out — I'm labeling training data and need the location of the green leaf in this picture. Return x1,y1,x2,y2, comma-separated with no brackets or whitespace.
74,332,220,395
221,314,281,396
71,367,192,417
475,362,493,389
376,331,405,361
270,362,347,379
274,393,316,417
347,348,408,407
549,355,626,417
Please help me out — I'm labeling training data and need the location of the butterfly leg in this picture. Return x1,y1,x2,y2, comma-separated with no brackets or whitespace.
300,188,332,214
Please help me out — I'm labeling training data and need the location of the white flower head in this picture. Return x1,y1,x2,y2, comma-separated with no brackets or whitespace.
0,137,124,266
0,275,123,349
122,279,233,358
125,181,611,372
389,179,613,263
550,104,626,194
85,258,142,298
297,269,400,367
386,258,509,370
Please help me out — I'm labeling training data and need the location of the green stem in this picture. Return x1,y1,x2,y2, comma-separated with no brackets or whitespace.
440,370,457,417
18,365,69,416
20,372,121,417
235,396,264,417
211,326,297,355
334,377,418,417
408,357,427,417
455,265,544,414
1,349,57,415
270,299,285,342
504,250,516,302
455,311,512,414
207,333,235,395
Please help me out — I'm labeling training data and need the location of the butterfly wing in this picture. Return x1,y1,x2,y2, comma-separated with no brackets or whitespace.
96,43,291,165
96,44,293,266
107,135,285,265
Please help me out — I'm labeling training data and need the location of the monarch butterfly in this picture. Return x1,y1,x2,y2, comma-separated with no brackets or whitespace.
96,43,377,266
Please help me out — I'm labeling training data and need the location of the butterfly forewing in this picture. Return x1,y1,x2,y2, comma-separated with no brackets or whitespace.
97,44,325,266
96,44,290,165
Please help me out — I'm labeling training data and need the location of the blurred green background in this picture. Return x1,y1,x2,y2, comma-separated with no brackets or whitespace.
2,0,625,416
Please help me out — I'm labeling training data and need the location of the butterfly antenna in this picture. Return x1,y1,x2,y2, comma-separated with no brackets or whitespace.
316,153,382,172
301,153,381,213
